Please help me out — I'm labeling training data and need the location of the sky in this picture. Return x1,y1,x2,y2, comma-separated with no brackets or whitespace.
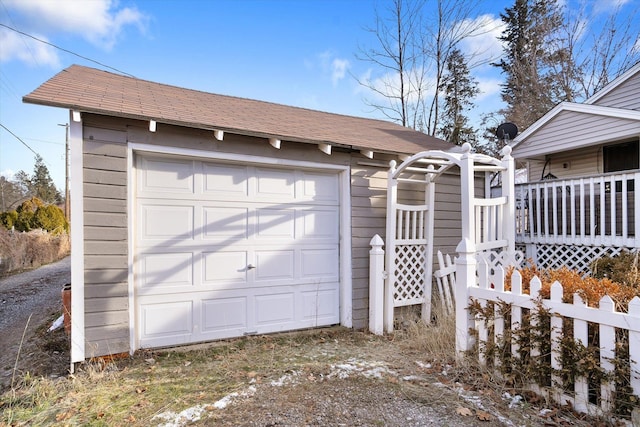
0,0,638,192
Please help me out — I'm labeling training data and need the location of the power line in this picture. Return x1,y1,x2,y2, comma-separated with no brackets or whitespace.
0,122,41,158
0,22,135,78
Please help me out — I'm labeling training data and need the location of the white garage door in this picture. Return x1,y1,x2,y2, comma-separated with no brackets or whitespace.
135,154,341,348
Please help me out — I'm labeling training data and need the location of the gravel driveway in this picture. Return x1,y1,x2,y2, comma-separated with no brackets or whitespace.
0,257,71,391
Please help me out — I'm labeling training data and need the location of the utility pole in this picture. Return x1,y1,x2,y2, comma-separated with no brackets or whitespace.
58,123,70,220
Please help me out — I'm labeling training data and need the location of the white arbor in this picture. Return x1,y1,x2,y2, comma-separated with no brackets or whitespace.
369,143,518,334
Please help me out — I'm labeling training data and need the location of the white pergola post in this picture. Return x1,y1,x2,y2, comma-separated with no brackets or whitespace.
369,234,385,335
501,145,516,260
384,160,398,333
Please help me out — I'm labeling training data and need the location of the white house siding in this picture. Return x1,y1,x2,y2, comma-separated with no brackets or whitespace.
593,70,640,110
512,110,640,160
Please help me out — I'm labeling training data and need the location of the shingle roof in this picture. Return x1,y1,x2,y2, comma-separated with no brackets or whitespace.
23,65,451,155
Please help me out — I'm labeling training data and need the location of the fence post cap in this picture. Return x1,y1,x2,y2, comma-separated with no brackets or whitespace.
455,238,476,254
369,234,384,247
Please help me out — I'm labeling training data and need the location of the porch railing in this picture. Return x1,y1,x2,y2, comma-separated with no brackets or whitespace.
514,171,640,248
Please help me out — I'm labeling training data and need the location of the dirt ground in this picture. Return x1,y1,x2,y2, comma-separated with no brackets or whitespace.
0,257,70,392
0,259,618,426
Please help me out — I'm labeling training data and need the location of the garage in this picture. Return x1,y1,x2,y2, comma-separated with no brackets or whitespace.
135,153,342,348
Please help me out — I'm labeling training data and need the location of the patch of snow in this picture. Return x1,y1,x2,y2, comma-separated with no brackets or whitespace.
270,371,300,387
503,392,524,408
154,404,208,427
415,361,432,369
154,386,257,426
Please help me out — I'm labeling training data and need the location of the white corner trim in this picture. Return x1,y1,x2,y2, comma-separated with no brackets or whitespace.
213,130,224,141
339,168,353,328
72,110,81,122
69,112,85,366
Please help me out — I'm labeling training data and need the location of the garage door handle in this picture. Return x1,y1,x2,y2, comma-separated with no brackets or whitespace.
247,264,256,270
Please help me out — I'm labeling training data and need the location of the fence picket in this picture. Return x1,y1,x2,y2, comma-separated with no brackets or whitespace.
550,282,563,403
630,297,640,397
599,295,616,412
572,293,589,413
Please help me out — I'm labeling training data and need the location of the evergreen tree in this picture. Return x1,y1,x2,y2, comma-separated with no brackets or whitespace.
493,0,564,130
16,155,61,204
438,48,479,146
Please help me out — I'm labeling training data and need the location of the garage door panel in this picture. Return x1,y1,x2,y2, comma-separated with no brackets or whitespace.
255,168,295,199
140,300,193,341
256,208,295,239
203,207,249,239
301,172,339,202
202,297,247,332
202,251,248,284
139,157,194,194
203,163,248,196
255,293,295,325
254,250,295,281
300,248,339,278
139,204,194,242
301,288,340,322
300,208,339,240
138,252,194,289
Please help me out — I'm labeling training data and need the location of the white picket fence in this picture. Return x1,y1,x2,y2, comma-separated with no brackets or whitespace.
458,253,640,416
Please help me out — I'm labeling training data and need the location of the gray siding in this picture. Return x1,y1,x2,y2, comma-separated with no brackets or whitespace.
593,70,640,110
513,110,640,160
82,115,129,357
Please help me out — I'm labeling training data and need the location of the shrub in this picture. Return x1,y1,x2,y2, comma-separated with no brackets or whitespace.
590,250,639,290
1,197,68,234
32,204,69,234
0,210,18,229
0,228,70,275
506,264,640,312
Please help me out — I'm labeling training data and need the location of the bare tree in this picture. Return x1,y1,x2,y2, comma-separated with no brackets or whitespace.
558,2,640,100
356,0,484,136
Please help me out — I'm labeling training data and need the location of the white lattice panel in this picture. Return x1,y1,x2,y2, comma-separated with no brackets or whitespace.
532,244,635,274
393,244,426,306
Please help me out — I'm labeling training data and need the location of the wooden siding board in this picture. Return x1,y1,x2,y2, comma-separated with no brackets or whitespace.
84,169,127,186
84,154,128,172
84,212,127,227
84,198,127,213
84,183,127,200
85,296,128,313
84,227,127,241
85,241,128,255
85,255,128,270
84,283,128,299
85,268,128,284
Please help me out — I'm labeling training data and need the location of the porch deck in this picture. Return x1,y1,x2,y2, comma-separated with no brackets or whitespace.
514,170,640,270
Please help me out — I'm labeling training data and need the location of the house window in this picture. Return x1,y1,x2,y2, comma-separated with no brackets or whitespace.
603,140,638,192
603,140,639,173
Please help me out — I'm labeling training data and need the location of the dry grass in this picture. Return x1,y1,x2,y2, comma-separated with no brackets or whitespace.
0,228,69,276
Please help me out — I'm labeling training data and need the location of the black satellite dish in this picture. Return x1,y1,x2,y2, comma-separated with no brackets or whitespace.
496,122,518,141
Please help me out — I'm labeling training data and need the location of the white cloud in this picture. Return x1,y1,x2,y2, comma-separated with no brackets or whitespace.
4,0,147,50
476,77,502,101
593,0,632,14
0,28,60,68
1,169,16,181
331,58,349,85
457,14,505,68
314,51,350,86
